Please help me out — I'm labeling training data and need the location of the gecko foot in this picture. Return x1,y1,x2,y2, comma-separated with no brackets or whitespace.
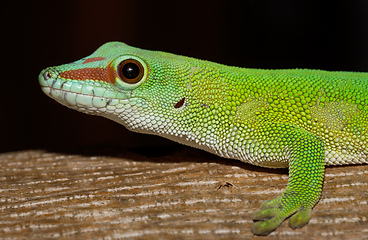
251,194,312,235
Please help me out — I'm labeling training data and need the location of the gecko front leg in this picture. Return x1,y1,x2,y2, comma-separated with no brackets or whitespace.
250,124,325,235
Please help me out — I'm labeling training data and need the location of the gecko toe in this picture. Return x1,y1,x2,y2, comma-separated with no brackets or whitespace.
289,208,311,229
251,217,283,236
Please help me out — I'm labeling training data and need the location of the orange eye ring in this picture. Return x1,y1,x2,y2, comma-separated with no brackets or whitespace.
117,59,144,84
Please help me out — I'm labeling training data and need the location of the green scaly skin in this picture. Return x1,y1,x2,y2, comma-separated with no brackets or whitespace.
39,42,367,235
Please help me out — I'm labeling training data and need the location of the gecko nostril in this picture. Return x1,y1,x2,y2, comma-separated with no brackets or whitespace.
43,68,55,80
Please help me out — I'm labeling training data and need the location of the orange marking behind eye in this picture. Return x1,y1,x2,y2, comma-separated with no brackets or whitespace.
82,57,106,64
107,62,118,84
59,67,114,83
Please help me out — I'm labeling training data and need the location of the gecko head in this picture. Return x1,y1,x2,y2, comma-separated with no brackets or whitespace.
39,42,192,133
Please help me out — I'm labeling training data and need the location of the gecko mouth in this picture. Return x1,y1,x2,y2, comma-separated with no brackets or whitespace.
41,86,105,110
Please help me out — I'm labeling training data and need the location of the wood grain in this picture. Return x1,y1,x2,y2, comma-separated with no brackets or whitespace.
0,147,367,239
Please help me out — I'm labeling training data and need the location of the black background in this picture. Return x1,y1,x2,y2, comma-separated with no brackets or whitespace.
2,1,368,153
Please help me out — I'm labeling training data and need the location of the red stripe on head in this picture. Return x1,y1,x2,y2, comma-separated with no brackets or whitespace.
82,57,106,64
59,67,115,83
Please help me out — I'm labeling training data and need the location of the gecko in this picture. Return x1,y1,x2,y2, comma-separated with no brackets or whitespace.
39,42,367,235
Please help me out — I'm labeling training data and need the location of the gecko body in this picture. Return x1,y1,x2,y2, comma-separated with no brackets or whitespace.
39,42,367,235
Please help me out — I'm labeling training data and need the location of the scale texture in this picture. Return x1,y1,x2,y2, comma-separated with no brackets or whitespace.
38,42,367,235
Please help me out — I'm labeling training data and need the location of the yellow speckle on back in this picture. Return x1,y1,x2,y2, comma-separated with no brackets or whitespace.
310,101,358,132
235,99,268,123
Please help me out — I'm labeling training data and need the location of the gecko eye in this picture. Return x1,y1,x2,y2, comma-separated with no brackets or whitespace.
118,59,144,84
109,56,148,90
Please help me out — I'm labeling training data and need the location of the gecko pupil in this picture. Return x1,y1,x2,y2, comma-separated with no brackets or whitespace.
122,63,139,79
118,59,144,84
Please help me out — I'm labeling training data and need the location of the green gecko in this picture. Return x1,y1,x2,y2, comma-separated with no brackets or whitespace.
39,42,367,235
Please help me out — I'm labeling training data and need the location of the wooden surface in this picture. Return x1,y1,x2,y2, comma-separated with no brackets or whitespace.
0,147,367,240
